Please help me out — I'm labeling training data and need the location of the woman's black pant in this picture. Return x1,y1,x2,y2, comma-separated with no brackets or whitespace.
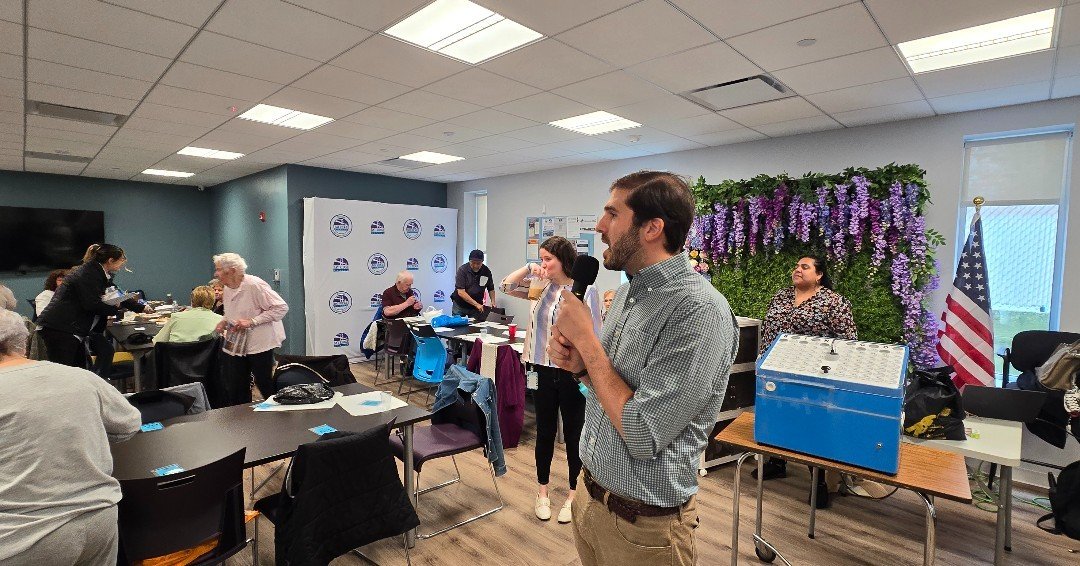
222,349,275,406
534,364,586,490
40,327,87,368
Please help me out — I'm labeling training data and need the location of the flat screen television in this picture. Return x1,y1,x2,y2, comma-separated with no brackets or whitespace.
0,206,105,272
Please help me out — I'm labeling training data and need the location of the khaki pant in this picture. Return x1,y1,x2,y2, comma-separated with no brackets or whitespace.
571,477,699,566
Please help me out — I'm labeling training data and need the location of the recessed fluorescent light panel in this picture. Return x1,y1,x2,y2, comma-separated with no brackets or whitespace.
897,9,1056,74
549,111,642,135
237,104,333,130
142,168,195,178
177,146,244,160
385,0,543,64
399,151,465,164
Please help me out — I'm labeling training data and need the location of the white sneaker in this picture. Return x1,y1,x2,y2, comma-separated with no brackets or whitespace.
535,494,551,521
557,498,573,523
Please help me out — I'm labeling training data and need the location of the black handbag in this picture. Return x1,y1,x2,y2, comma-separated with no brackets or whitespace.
903,366,967,440
273,383,334,405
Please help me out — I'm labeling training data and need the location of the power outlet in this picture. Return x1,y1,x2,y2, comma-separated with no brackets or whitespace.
273,268,281,282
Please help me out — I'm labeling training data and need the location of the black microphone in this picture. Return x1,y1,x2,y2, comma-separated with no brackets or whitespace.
570,255,599,302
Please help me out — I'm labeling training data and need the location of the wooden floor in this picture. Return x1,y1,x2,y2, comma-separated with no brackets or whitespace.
236,360,1080,565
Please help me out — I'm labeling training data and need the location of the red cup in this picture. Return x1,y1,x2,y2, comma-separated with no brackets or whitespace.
508,323,517,341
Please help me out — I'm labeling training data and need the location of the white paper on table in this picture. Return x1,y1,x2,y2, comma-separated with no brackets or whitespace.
510,342,524,354
471,321,506,329
338,392,409,416
102,292,139,307
253,392,343,411
400,316,425,324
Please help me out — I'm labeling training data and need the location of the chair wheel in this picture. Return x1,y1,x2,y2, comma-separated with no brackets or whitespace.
755,541,777,563
698,468,708,477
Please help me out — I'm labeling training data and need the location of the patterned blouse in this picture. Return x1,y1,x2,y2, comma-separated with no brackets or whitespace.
758,286,857,356
511,278,602,368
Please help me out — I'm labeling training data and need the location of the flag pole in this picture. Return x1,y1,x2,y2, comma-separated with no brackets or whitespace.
973,196,984,213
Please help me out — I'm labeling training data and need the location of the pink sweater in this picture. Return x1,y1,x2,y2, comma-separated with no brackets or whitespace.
223,274,288,355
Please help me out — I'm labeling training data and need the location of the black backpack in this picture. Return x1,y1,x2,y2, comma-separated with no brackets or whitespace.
1037,460,1080,540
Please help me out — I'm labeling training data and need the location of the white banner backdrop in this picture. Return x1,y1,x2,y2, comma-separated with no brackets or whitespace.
303,198,458,360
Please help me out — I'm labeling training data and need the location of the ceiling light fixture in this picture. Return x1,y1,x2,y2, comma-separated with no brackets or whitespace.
178,146,244,160
796,38,816,47
385,0,543,64
549,111,642,135
142,168,195,178
237,104,334,130
399,150,465,164
896,8,1056,74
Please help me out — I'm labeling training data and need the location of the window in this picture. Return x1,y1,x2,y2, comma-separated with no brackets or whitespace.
959,130,1071,379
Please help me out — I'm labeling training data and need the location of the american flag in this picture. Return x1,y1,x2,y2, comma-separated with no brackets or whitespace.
937,212,995,388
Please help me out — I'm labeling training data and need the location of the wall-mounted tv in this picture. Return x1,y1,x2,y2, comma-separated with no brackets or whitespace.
0,206,105,272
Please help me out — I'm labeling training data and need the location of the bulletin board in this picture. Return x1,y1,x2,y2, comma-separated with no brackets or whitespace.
525,215,597,261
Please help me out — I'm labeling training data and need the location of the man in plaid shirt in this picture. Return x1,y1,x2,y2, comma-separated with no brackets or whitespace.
550,171,736,565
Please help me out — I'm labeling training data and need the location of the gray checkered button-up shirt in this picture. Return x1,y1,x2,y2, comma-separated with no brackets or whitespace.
580,254,737,507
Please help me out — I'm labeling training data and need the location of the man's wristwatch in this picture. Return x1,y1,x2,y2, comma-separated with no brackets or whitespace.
571,369,588,381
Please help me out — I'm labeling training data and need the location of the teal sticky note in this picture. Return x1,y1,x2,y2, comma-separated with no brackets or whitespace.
359,400,381,407
140,422,163,432
254,401,273,409
152,464,184,476
310,424,337,435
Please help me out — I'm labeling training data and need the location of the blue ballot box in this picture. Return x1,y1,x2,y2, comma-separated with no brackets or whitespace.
754,333,908,474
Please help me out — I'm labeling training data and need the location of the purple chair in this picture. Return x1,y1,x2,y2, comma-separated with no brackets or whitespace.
388,389,504,539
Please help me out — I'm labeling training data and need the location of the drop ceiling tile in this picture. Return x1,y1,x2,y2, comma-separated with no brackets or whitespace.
425,69,539,107
111,127,194,150
447,109,538,135
160,62,282,101
435,142,501,159
82,166,137,180
201,121,298,147
334,140,416,158
309,119,396,143
588,138,705,159
553,71,668,109
27,124,113,144
544,154,614,167
832,100,935,127
464,134,537,152
206,0,371,60
286,0,431,32
0,95,19,113
131,102,231,127
0,52,21,80
374,132,454,152
27,83,138,116
1060,4,1080,48
672,0,850,39
756,114,842,137
96,145,174,164
1051,74,1080,99
24,157,86,175
379,90,482,121
123,116,215,138
480,39,613,91
0,1,21,23
593,126,686,146
628,42,762,94
1054,44,1080,77
28,60,154,101
727,4,887,71
332,34,469,88
25,136,102,158
101,0,220,27
149,154,219,173
494,92,593,123
0,19,20,57
610,96,709,126
806,77,925,113
503,124,582,145
292,65,411,105
865,0,1059,44
556,0,714,67
687,128,767,146
658,113,743,137
0,76,18,98
772,47,909,96
0,122,22,135
409,122,492,144
145,84,256,117
262,86,368,119
720,97,820,126
915,51,1054,98
541,136,625,154
928,81,1051,114
341,106,435,130
181,32,321,84
263,131,361,155
28,29,171,82
473,0,638,36
301,148,384,168
29,0,197,58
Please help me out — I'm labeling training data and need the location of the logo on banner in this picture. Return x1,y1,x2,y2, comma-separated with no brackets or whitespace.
367,253,388,275
332,257,349,272
433,224,447,237
370,220,385,235
329,291,352,314
403,218,422,240
370,294,383,308
434,290,446,303
406,257,420,271
333,333,349,347
431,254,448,273
330,214,352,237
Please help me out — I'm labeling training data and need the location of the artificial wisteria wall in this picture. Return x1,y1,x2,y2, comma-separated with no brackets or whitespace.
687,164,945,368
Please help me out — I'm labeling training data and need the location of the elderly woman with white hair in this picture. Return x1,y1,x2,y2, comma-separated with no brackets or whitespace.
212,252,288,405
0,309,141,564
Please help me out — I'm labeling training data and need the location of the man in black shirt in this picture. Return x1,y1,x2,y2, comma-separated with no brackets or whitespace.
452,249,496,317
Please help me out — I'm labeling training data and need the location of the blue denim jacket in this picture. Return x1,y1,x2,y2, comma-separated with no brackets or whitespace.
433,365,507,476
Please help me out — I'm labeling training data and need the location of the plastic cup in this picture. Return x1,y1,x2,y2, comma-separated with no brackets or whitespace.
380,390,392,406
528,277,546,300
508,324,517,341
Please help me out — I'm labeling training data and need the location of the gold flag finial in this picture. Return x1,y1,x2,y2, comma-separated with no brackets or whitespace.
973,196,984,212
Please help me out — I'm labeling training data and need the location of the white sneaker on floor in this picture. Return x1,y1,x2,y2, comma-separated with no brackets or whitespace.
535,494,552,521
557,499,573,523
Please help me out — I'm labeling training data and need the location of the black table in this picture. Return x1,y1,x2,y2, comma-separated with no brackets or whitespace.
111,382,432,546
105,320,164,392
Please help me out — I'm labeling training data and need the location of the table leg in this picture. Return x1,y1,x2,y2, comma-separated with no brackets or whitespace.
808,467,819,539
731,452,754,565
131,351,144,392
920,493,936,566
994,465,1012,564
404,424,416,549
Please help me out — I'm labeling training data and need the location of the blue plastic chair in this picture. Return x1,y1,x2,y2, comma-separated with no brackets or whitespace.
398,332,448,406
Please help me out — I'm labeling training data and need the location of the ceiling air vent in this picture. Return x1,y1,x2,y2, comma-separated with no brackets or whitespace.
376,158,429,170
25,100,128,127
681,75,791,112
24,151,93,164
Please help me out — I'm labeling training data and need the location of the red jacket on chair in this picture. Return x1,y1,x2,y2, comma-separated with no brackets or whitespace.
467,339,526,448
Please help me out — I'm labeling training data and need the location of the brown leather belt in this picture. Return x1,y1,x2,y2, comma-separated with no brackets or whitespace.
583,469,680,523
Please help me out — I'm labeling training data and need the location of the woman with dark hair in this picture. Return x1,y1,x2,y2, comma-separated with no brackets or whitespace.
756,255,857,506
36,244,147,370
34,269,68,317
501,236,602,524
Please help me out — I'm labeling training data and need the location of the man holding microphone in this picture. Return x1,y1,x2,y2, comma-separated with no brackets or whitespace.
548,171,737,565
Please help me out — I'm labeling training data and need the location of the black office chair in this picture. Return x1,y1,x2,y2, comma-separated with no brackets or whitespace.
275,353,356,386
125,389,196,424
154,336,223,403
26,298,37,322
376,319,413,387
484,312,513,325
117,448,258,565
998,330,1080,388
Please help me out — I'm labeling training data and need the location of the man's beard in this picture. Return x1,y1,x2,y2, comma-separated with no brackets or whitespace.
603,224,641,271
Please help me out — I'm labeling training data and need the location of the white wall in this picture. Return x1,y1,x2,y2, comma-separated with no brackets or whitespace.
448,96,1080,485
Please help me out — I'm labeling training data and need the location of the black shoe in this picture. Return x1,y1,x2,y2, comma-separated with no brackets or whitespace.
809,471,831,509
751,458,787,481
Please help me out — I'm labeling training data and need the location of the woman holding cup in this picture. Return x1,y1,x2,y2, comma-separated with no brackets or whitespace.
500,236,602,524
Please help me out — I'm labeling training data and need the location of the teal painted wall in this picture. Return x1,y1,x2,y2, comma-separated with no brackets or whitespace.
0,170,213,319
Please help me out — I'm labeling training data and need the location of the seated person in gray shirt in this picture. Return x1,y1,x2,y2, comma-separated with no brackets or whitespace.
0,309,142,565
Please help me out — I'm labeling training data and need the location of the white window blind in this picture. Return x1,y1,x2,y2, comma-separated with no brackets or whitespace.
962,131,1069,204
